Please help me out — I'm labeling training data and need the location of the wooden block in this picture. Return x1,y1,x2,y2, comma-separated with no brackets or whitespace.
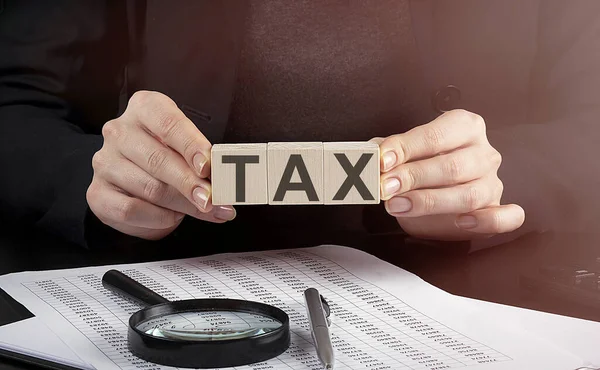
323,142,380,204
210,143,268,205
268,142,324,204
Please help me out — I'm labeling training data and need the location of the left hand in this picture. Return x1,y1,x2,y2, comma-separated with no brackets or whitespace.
374,109,525,241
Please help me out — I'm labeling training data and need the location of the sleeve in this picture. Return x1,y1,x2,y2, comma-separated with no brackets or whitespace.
473,0,600,250
0,1,128,248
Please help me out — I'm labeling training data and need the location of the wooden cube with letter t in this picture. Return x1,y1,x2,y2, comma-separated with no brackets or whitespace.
210,143,268,205
323,142,380,204
268,142,324,205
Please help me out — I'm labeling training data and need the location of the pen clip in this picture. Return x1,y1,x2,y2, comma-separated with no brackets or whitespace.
320,295,331,327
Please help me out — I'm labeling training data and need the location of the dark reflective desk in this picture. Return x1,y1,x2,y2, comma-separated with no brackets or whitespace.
1,227,599,369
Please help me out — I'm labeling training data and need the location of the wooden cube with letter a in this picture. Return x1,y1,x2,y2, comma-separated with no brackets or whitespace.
268,142,324,204
210,143,268,205
323,142,380,204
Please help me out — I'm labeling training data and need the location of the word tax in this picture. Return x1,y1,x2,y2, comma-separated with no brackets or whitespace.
211,142,380,205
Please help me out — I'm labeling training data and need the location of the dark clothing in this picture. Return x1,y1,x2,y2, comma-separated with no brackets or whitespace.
1,1,600,252
226,0,427,143
225,0,426,240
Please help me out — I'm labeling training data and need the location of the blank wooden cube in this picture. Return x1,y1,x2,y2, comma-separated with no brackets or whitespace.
210,143,268,205
268,142,324,205
323,142,380,204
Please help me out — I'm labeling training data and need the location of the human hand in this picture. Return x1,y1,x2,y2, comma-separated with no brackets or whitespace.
86,91,236,240
374,109,524,241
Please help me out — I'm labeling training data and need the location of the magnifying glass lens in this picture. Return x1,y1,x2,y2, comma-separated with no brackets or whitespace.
136,310,283,341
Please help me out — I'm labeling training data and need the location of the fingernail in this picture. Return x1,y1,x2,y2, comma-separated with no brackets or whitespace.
381,177,401,199
214,206,236,221
176,213,186,221
193,153,207,176
193,186,210,210
387,197,412,214
382,151,397,171
456,215,478,229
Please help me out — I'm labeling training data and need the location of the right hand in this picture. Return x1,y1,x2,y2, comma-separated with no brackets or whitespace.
86,91,236,240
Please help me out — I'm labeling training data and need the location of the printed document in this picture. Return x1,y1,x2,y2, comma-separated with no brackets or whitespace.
0,245,596,369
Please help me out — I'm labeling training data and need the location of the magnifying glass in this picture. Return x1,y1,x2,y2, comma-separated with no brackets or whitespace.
101,269,290,368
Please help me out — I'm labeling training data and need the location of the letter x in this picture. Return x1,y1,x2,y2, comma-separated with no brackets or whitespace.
333,153,374,201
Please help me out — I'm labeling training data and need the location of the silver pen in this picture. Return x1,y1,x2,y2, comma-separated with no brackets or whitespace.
304,288,334,369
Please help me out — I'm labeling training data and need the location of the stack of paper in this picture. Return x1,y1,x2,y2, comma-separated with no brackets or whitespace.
0,245,598,370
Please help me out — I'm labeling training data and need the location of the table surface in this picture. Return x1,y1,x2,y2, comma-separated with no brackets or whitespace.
1,226,599,370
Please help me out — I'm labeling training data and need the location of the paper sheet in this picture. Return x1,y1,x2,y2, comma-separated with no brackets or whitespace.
0,245,593,370
0,317,93,369
456,296,600,368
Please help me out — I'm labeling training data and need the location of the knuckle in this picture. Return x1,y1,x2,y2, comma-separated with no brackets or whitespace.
463,186,482,211
129,90,153,109
471,113,486,131
179,172,198,194
143,179,168,204
101,120,119,138
421,192,437,214
129,90,174,112
180,135,199,161
91,151,105,172
496,178,504,198
391,135,409,161
146,148,169,175
86,181,100,206
423,126,445,151
156,111,184,139
115,198,136,223
468,112,486,133
444,157,463,182
401,166,420,190
490,211,504,233
451,109,486,131
447,108,471,121
491,149,502,167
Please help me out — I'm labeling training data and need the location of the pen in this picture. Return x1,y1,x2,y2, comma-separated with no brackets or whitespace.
304,288,334,369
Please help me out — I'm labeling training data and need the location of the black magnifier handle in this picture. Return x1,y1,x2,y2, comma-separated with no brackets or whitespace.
102,269,169,307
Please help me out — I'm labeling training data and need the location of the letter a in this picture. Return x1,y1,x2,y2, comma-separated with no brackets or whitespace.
273,154,319,202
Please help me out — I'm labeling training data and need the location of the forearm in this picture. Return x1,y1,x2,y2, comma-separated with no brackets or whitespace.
0,0,127,247
0,105,102,245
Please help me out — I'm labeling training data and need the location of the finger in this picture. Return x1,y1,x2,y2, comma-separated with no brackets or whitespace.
380,145,499,200
116,124,213,213
200,206,239,224
379,109,487,172
102,220,180,241
126,91,212,178
384,176,501,217
87,178,184,230
454,204,525,234
93,152,236,222
93,150,192,213
368,137,385,145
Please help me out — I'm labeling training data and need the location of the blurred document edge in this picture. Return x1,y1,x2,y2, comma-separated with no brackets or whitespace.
0,317,94,370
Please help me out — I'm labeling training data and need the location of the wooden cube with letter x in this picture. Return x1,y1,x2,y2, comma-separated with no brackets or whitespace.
323,142,380,204
211,143,268,205
268,142,324,205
